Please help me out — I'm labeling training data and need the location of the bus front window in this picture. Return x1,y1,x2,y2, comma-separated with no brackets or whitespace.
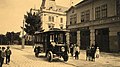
57,33,64,44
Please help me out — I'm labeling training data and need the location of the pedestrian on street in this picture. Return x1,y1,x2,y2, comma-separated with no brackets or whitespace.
94,43,98,53
86,46,91,61
0,47,2,67
5,46,12,64
1,47,6,67
74,44,80,60
70,43,74,57
91,45,95,61
95,47,100,58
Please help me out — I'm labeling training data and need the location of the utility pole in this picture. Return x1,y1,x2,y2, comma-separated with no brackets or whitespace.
22,20,25,49
0,35,2,45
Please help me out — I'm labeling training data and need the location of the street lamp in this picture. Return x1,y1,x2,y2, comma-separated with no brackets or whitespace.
22,20,25,49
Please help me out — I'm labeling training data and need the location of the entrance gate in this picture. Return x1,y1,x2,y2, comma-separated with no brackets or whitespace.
95,28,109,52
70,32,77,44
80,29,90,50
118,32,120,52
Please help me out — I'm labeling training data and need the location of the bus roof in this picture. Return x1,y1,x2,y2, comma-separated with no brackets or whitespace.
34,28,70,34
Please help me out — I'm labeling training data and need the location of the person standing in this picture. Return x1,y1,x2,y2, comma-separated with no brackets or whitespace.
95,47,100,58
86,46,91,61
74,45,80,60
1,47,6,67
0,47,2,67
5,46,12,64
70,43,74,57
91,45,95,61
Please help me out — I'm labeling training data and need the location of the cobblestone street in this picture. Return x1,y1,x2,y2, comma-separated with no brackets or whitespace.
1,45,120,67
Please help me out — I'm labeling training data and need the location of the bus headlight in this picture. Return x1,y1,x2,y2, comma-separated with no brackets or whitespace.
61,47,65,52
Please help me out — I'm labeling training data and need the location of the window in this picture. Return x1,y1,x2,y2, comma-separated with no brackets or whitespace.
60,24,63,29
95,7,100,19
81,12,85,22
57,33,64,43
72,9,74,13
101,4,107,18
74,14,77,24
116,0,120,15
48,23,54,29
49,16,51,21
52,25,54,28
86,10,90,21
50,34,54,42
60,26,63,29
70,14,77,24
49,7,53,10
44,14,46,16
60,18,63,23
48,25,51,28
70,21,72,25
49,16,54,22
81,10,90,22
52,16,54,22
70,16,73,24
95,4,107,19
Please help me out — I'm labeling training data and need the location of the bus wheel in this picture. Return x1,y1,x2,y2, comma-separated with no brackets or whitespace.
63,54,68,61
47,51,53,62
35,53,39,57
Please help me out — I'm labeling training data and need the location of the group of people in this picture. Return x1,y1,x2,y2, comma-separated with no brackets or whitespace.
70,43,100,61
0,46,12,67
86,44,100,61
70,43,80,60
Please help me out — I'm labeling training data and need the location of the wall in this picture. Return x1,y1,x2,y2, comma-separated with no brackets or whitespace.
42,11,66,31
109,24,120,52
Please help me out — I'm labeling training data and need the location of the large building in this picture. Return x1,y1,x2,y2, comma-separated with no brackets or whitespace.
25,0,68,44
39,0,68,31
66,0,120,52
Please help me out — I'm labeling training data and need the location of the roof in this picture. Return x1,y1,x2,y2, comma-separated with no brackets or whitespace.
40,0,69,13
75,0,93,8
56,5,69,12
66,0,93,12
66,6,75,13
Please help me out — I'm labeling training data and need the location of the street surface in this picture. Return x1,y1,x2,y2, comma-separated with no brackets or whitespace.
1,45,120,67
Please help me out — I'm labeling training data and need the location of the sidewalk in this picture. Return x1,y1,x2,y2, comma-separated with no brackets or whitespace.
6,45,120,67
67,52,120,67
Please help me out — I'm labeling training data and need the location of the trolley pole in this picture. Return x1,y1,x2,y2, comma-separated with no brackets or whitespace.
22,20,25,49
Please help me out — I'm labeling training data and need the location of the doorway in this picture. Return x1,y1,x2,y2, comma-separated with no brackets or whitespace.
95,28,109,52
80,29,90,50
117,32,120,52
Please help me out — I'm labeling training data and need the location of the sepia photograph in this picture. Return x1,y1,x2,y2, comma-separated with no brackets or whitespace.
0,0,120,67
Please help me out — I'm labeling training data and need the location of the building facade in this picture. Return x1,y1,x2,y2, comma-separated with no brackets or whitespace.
40,0,68,31
25,0,68,44
66,0,120,52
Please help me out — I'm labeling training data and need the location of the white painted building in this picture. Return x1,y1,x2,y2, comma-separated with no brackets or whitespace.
40,0,68,31
25,0,69,44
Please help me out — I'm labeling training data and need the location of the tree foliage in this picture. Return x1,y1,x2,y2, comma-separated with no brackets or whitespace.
6,32,21,44
0,32,21,45
24,9,44,35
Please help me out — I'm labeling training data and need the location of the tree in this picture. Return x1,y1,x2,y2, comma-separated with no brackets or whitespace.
24,8,44,35
6,32,12,44
6,32,21,45
0,34,7,45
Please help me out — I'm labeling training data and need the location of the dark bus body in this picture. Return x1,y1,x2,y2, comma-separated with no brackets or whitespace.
34,30,69,62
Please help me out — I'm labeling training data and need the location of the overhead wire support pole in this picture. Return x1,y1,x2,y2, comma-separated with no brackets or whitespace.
22,20,25,49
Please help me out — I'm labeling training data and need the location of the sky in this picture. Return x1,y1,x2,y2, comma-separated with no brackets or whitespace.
0,0,81,35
